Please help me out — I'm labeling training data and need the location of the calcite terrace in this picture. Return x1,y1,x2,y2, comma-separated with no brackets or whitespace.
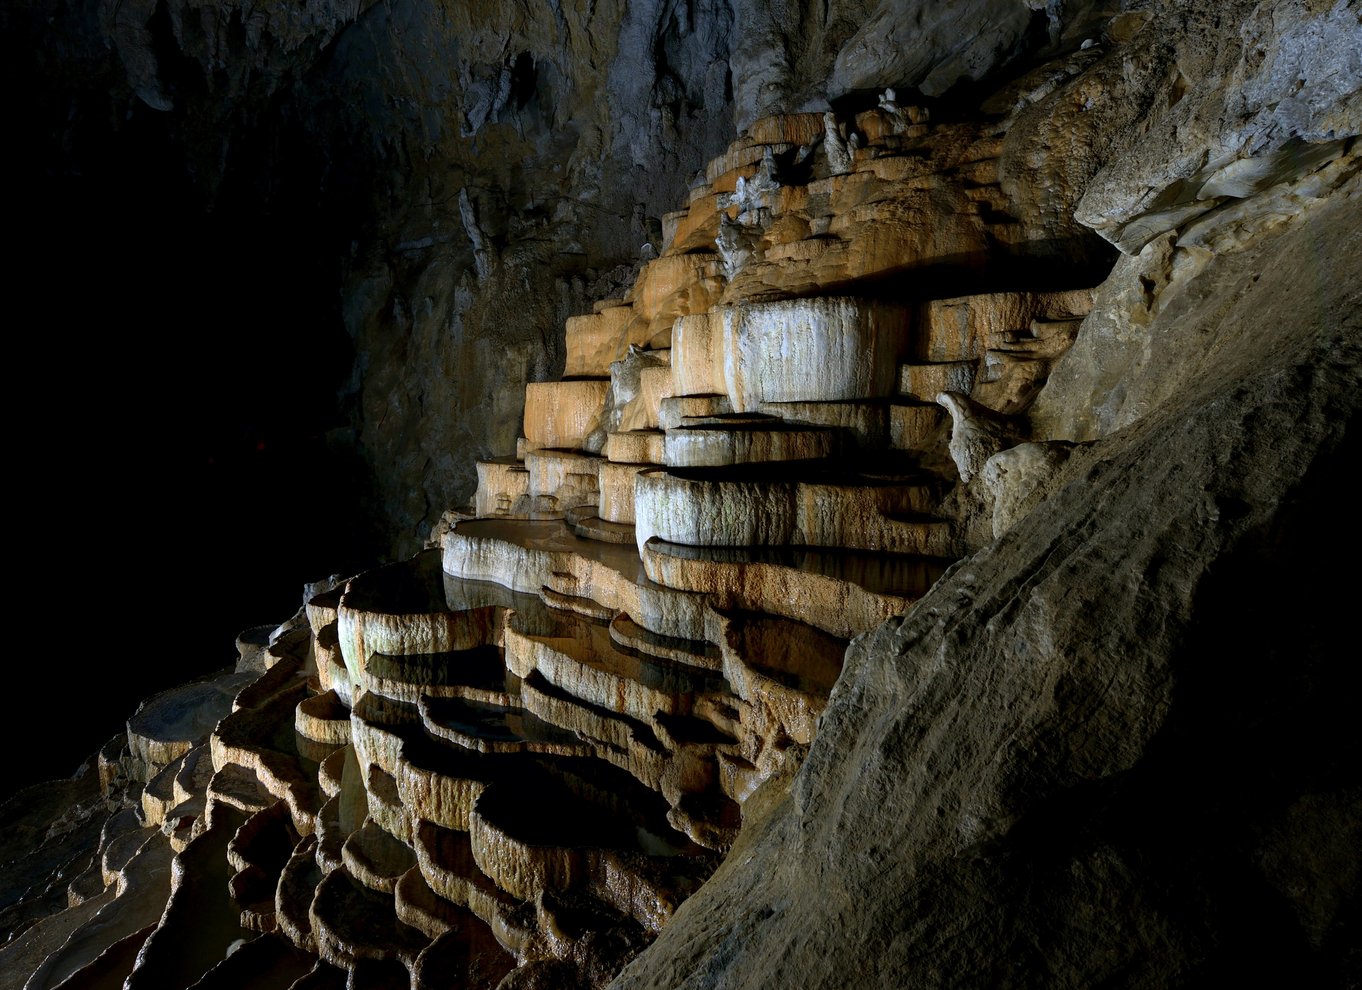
0,95,1106,989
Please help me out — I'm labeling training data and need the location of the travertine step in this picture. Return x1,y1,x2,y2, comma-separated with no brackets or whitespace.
504,606,726,728
337,551,508,698
973,316,1088,414
409,922,515,990
443,519,710,643
410,820,516,929
99,811,153,887
314,799,351,875
65,859,107,907
0,887,115,988
723,298,910,412
228,802,298,889
394,867,460,939
317,747,347,800
564,506,637,544
342,821,416,895
641,539,949,639
704,137,795,183
517,673,664,764
363,646,513,706
232,871,282,933
173,744,214,807
295,690,351,746
745,111,825,146
309,866,428,970
314,626,350,705
563,304,635,377
634,465,949,556
350,693,427,786
657,394,732,430
30,923,154,990
393,735,495,833
625,255,723,348
597,461,651,524
468,760,713,931
212,682,322,835
663,195,723,255
668,787,744,853
719,132,1013,297
670,314,725,395
672,412,780,427
141,753,185,827
264,624,313,671
126,668,258,777
715,610,848,751
511,674,728,826
912,288,1096,362
751,398,894,448
275,834,322,953
162,745,214,852
663,419,841,467
184,932,317,990
233,654,308,712
889,400,947,451
209,764,275,817
420,696,590,757
608,613,721,670
22,832,172,990
607,352,672,437
764,234,843,263
363,765,410,845
305,587,350,702
538,584,614,621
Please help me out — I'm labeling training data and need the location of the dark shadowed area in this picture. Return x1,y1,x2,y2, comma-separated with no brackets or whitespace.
4,63,382,797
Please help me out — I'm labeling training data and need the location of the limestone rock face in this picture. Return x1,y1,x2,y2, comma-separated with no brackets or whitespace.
827,0,1038,98
980,440,1077,537
996,0,1362,258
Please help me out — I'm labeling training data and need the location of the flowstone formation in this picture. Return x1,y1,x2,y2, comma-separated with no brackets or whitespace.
2,89,1104,989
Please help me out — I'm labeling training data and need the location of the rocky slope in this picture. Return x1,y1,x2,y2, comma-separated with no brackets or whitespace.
2,0,1359,988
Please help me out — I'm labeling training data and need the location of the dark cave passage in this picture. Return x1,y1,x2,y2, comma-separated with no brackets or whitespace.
4,50,382,797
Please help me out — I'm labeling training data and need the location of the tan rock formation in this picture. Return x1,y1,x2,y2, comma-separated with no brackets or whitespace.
5,5,1356,988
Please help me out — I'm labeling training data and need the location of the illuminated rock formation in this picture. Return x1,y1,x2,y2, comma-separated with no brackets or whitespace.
2,2,1358,988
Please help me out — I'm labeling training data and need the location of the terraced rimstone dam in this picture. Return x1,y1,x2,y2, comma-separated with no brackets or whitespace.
19,41,1354,981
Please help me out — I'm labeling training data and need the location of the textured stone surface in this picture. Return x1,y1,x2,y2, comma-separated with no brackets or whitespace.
4,3,1359,988
610,141,1362,990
